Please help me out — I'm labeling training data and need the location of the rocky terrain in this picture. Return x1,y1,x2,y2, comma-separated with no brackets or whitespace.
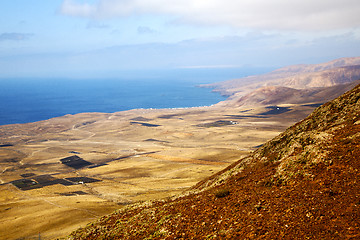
226,80,360,107
69,77,360,240
204,57,360,100
1,57,360,239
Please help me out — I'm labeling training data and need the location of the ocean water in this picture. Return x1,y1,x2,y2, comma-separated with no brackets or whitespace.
0,68,271,126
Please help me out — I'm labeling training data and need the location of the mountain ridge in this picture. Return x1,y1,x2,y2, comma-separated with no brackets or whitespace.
194,81,360,191
68,78,360,239
222,79,360,107
203,57,360,99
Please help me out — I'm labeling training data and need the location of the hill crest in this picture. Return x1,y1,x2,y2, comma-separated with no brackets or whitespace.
203,57,360,100
224,79,360,107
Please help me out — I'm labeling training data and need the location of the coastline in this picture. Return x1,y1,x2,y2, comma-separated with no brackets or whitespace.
0,78,226,126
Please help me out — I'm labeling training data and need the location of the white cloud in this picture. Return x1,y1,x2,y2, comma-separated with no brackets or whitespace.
60,0,96,17
60,0,360,31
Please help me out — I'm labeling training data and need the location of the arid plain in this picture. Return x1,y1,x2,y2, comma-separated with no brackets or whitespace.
1,57,360,239
0,104,314,239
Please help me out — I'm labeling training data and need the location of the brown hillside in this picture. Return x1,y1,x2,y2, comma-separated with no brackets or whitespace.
203,57,360,97
271,57,360,74
266,65,360,89
225,80,360,107
68,84,360,239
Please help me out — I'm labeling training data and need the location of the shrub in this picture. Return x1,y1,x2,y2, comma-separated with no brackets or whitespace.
214,188,230,198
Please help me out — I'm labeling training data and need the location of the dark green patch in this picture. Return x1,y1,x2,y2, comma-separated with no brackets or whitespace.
302,103,324,108
60,155,92,169
259,106,291,115
130,117,152,121
20,173,36,178
130,121,161,127
197,120,237,128
58,191,88,196
65,177,101,184
214,188,230,198
0,144,13,147
11,179,41,190
144,139,169,143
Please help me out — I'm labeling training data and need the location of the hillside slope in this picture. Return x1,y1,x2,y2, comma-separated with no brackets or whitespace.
68,83,360,239
203,57,360,98
223,79,360,107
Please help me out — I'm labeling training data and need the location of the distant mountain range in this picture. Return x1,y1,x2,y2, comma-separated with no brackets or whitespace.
69,57,360,239
202,57,360,107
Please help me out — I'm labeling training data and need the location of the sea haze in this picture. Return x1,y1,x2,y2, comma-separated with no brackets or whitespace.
0,68,271,126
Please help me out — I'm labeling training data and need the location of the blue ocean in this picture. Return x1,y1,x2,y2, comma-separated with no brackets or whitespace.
0,68,270,126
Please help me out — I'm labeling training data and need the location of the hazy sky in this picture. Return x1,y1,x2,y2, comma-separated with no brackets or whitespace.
1,0,360,78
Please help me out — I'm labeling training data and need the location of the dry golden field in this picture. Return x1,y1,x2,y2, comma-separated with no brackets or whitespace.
0,104,316,239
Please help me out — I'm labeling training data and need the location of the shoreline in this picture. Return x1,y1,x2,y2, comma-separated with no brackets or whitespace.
0,103,224,128
0,79,227,127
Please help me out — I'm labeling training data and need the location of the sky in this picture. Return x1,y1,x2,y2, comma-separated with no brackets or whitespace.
1,0,360,78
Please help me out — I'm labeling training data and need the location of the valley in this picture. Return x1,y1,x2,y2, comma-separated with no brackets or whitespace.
1,57,360,239
0,104,311,239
